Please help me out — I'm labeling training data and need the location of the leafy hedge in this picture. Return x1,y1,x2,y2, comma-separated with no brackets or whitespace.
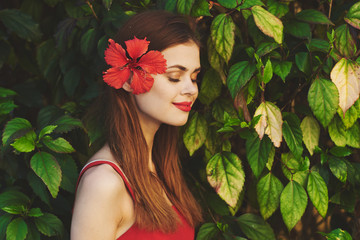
1,0,359,239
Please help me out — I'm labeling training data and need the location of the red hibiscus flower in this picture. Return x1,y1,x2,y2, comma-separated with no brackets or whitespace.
103,37,167,94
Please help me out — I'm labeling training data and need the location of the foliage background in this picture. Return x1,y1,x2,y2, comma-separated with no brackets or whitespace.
1,0,360,239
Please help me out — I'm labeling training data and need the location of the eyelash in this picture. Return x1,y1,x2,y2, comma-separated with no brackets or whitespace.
168,77,199,83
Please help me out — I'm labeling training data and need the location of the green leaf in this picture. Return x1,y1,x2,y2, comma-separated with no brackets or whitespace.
308,78,339,127
345,1,360,29
198,69,222,105
328,156,347,183
27,172,50,205
319,228,352,240
266,146,275,170
0,191,30,209
0,214,12,240
42,136,75,153
207,38,225,78
306,39,330,53
6,218,28,240
25,222,41,240
183,112,208,156
282,113,303,160
2,118,33,145
218,0,237,9
281,152,308,181
0,100,18,115
81,28,97,56
38,125,57,140
191,0,211,17
0,9,42,41
206,152,245,207
246,133,272,178
0,87,16,98
63,66,81,97
337,105,358,129
257,173,284,220
30,152,62,198
263,59,273,84
335,24,357,58
102,0,113,10
227,61,256,98
300,116,320,156
196,223,219,240
58,155,78,193
237,213,276,240
210,13,236,62
328,116,347,147
307,171,328,218
284,20,311,39
296,9,333,25
329,146,352,157
295,52,311,75
10,130,36,153
273,61,292,82
53,115,83,133
280,181,308,231
34,213,63,237
177,0,195,15
28,208,43,217
267,0,289,18
346,121,360,148
238,0,264,9
251,6,283,44
255,42,279,57
2,205,26,215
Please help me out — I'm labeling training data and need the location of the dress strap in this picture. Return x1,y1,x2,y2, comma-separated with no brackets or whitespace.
76,160,135,201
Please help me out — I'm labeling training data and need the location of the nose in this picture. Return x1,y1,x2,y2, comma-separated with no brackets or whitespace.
181,77,198,96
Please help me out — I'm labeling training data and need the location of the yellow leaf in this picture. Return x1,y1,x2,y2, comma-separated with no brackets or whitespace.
254,101,283,147
330,58,360,115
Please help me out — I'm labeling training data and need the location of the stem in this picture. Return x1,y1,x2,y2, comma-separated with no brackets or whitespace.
86,0,99,21
261,82,265,103
328,0,333,19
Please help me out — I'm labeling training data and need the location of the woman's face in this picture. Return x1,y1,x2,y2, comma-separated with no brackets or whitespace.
134,41,200,128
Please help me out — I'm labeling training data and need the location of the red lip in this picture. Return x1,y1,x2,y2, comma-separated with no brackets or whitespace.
173,102,192,112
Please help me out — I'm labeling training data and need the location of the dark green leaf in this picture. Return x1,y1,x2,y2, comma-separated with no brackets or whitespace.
0,214,12,240
196,223,219,240
307,171,328,218
53,115,84,133
237,213,276,240
282,113,303,159
238,0,264,9
246,133,272,178
273,61,292,82
2,118,32,145
295,9,333,25
63,66,81,97
257,173,284,220
267,0,289,18
255,42,279,57
0,87,16,98
103,0,113,10
191,0,211,17
58,155,78,193
308,78,339,127
34,213,63,237
25,222,41,240
183,112,208,156
346,121,360,148
227,61,256,98
0,100,17,115
206,152,245,207
328,156,347,183
218,0,237,9
81,28,97,56
295,52,311,75
280,181,308,231
30,152,62,198
284,20,311,39
306,39,330,53
198,69,222,105
177,0,195,15
0,191,30,209
329,146,352,157
27,172,50,205
0,9,42,41
344,1,360,29
210,13,235,62
6,218,28,240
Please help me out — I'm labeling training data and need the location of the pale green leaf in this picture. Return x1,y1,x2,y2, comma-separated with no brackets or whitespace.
308,78,339,127
246,133,272,178
346,121,360,148
257,173,284,220
2,118,32,145
42,136,75,153
183,112,208,156
335,24,357,58
337,105,358,129
307,171,328,218
254,101,283,147
206,152,245,207
237,213,276,240
328,116,347,147
34,213,63,237
280,181,308,231
10,130,36,153
30,152,62,198
227,61,256,98
38,125,57,140
273,61,292,82
251,6,283,44
328,156,347,183
344,1,360,29
6,218,28,240
300,116,320,155
330,58,360,115
266,146,275,170
210,13,235,62
263,59,273,84
319,228,352,240
282,113,303,160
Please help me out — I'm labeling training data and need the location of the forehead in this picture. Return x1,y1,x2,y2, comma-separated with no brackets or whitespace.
161,42,200,69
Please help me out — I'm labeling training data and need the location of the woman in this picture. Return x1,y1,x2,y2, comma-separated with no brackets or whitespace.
71,10,203,240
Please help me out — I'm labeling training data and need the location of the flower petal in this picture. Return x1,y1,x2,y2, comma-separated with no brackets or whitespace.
137,51,167,74
104,39,128,67
130,69,154,94
103,67,131,89
125,37,149,60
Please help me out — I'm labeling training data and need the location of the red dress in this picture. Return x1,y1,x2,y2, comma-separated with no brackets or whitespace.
76,160,194,240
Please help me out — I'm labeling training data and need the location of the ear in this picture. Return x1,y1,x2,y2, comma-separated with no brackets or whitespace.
121,82,133,93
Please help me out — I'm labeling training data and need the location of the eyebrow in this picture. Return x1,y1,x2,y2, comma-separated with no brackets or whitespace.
167,65,201,73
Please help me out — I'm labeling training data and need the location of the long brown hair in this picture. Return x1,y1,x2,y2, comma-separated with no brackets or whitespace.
100,10,202,232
